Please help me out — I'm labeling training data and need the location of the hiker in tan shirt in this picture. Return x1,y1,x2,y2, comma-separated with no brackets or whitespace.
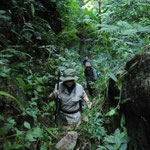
49,68,92,125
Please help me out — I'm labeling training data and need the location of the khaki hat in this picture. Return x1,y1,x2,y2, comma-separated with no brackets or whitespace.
60,69,78,82
85,62,92,67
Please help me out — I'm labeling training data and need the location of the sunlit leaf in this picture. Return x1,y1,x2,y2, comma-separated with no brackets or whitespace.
105,108,118,117
24,121,31,129
108,72,117,82
31,3,35,17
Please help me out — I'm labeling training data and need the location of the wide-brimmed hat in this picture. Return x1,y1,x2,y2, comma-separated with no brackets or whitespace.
60,69,78,82
85,62,92,67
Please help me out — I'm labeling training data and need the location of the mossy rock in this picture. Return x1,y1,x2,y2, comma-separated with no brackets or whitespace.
107,47,150,150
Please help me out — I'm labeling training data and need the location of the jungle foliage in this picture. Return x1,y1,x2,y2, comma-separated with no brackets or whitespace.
0,0,150,149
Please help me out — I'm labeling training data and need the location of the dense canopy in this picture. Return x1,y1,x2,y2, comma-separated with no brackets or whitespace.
0,0,150,149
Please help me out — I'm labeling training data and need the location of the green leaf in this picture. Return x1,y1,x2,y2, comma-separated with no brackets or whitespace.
36,85,43,92
0,66,11,77
46,127,58,139
117,79,122,91
120,98,130,104
26,132,36,142
114,128,121,148
105,108,118,117
0,129,9,148
36,77,43,84
24,121,31,129
40,144,48,150
105,144,116,150
16,78,26,92
120,136,130,143
0,59,9,65
97,146,107,150
2,118,16,134
114,128,121,138
128,61,138,72
108,72,117,82
0,10,9,20
33,127,43,138
11,142,23,149
17,77,32,91
0,48,32,60
3,140,11,150
101,24,119,33
119,144,127,150
120,114,125,128
31,3,35,17
104,136,115,143
0,91,24,111
0,10,6,14
0,115,4,120
16,129,24,136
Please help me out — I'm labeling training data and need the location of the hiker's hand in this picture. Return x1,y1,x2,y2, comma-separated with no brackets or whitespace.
87,101,92,109
53,90,59,98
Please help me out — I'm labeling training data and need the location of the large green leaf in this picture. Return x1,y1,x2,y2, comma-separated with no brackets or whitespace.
0,91,24,111
114,128,121,148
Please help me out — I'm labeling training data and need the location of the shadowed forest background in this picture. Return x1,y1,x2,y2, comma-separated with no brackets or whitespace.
0,0,150,150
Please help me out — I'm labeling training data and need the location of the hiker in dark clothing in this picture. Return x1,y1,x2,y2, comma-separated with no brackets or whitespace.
82,55,92,72
82,55,92,67
84,62,97,96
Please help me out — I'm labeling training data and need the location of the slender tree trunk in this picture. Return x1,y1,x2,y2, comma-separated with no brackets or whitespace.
98,0,101,24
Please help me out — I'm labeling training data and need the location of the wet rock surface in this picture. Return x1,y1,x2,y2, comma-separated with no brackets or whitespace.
56,131,78,150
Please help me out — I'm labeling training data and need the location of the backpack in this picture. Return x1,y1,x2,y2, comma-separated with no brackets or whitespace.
97,71,101,78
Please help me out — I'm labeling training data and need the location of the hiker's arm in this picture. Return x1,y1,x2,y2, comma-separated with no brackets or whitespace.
49,84,59,101
93,69,97,81
49,91,57,100
83,95,92,109
81,86,92,109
